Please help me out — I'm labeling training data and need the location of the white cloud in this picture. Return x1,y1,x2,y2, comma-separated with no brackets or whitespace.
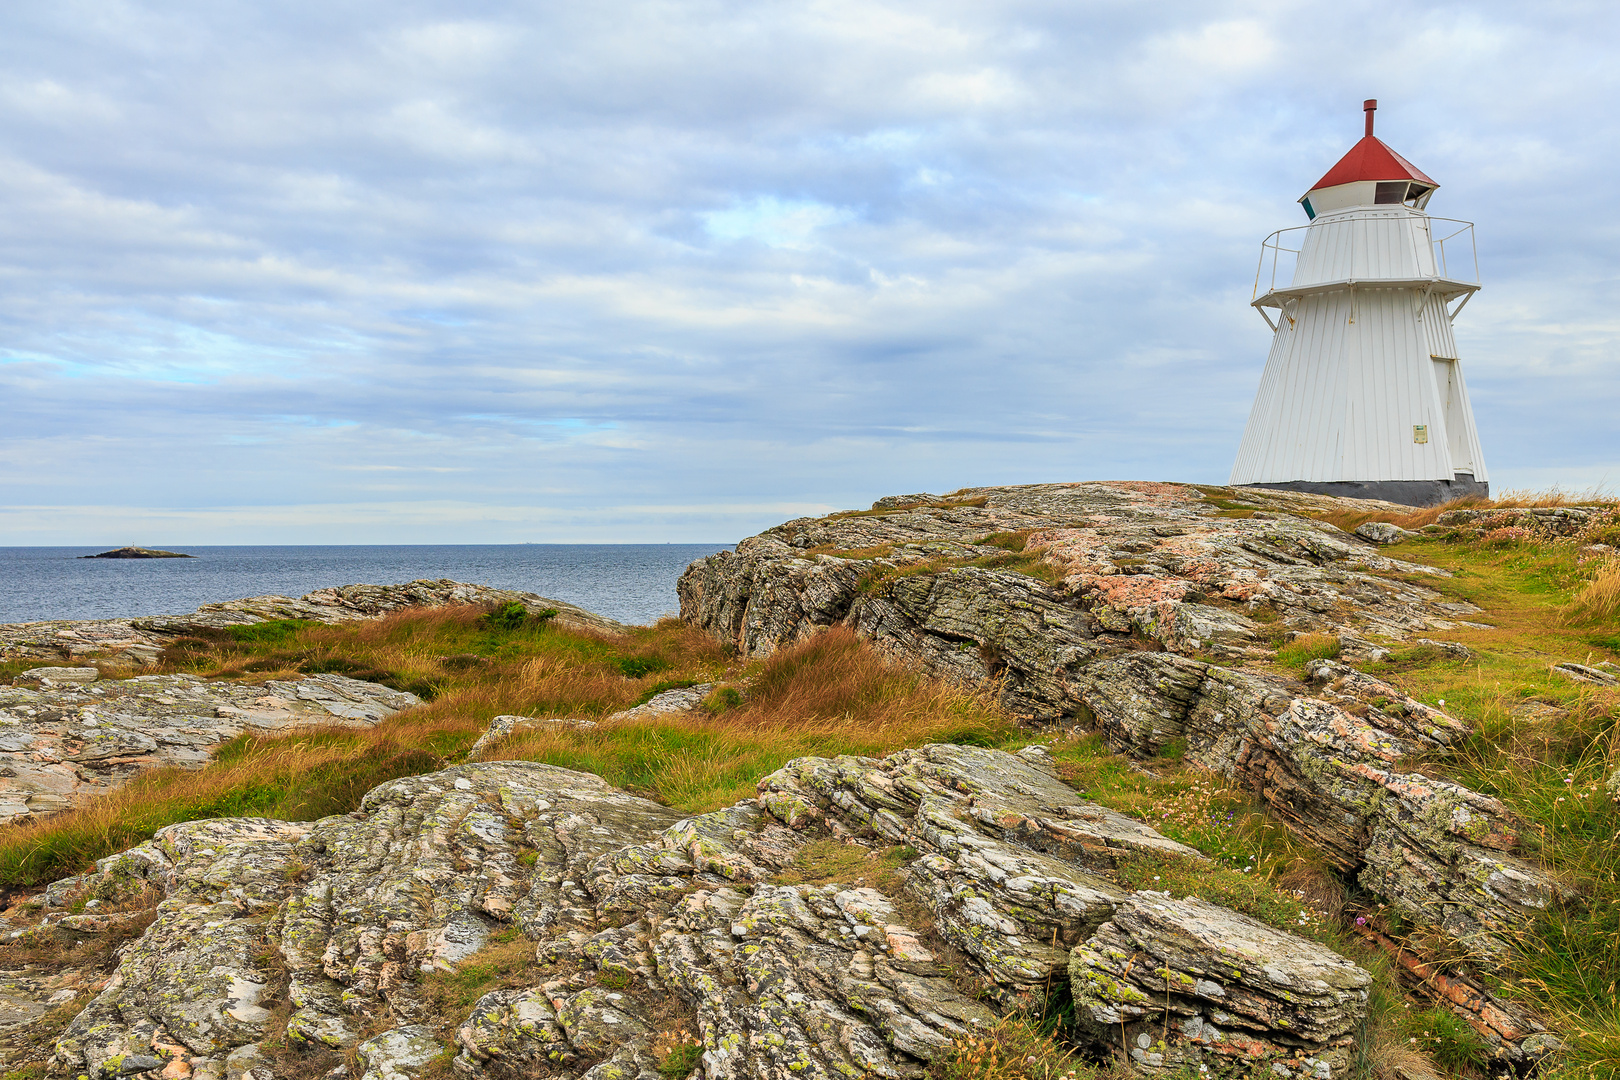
0,0,1615,547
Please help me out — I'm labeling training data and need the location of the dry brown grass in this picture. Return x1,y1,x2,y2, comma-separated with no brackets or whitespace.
1311,487,1619,535
1,621,1012,884
484,627,1017,810
1569,559,1620,624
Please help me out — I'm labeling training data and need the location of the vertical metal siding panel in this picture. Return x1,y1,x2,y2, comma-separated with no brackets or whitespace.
1448,358,1489,482
1231,318,1294,483
1293,295,1329,480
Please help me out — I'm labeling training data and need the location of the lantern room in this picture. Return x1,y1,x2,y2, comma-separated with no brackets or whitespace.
1299,100,1438,219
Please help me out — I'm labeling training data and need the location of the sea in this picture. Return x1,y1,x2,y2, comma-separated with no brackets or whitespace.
0,545,734,627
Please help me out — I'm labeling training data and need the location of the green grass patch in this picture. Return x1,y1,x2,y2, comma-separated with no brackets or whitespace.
226,619,321,647
1275,632,1342,673
657,1043,703,1080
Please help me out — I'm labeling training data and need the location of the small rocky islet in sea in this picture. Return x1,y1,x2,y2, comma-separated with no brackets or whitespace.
2,483,1617,1080
78,547,194,559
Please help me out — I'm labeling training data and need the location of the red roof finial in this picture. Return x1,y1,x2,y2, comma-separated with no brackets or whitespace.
1364,99,1377,138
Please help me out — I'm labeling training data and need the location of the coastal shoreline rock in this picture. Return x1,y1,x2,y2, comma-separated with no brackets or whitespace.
0,671,421,824
0,580,624,669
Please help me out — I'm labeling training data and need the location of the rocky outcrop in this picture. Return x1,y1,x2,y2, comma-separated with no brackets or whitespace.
0,671,419,823
79,548,194,559
675,482,1558,955
678,482,1477,676
0,580,623,669
42,746,1374,1080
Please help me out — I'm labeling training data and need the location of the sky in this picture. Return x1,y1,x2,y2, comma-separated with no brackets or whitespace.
2,0,1617,545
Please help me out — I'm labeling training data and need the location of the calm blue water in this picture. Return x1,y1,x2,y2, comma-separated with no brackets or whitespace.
0,545,733,626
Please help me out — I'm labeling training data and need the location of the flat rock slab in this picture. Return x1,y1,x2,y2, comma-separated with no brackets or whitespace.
45,745,1375,1080
0,579,624,668
0,672,420,823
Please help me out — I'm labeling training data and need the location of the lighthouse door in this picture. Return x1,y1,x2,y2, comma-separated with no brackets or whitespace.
1431,357,1473,476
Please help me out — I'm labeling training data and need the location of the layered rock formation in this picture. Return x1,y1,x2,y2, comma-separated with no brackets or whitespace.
38,745,1373,1080
0,671,420,823
1,580,622,668
676,483,1558,955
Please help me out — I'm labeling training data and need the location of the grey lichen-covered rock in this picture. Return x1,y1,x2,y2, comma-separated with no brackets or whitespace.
1353,521,1416,545
356,1025,445,1080
50,747,1375,1080
0,672,420,824
1072,652,1558,954
9,666,101,686
53,817,311,1078
1551,662,1618,686
0,579,623,668
676,481,1554,955
678,482,1467,675
1070,893,1370,1077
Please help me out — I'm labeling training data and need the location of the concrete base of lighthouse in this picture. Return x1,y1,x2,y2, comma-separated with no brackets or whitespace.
1240,473,1489,508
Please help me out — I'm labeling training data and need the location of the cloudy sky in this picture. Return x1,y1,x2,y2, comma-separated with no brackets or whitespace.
2,0,1616,544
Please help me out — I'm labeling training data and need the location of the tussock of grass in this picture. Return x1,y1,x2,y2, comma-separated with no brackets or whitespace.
1569,559,1620,624
1276,632,1342,673
974,531,1033,553
420,926,540,1015
929,1016,1098,1080
774,840,916,891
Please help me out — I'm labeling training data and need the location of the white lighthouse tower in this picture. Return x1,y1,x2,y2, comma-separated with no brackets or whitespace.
1231,100,1488,506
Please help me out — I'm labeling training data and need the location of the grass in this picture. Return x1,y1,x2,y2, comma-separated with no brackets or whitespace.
419,926,541,1015
929,1016,1098,1080
1570,559,1620,623
486,627,1016,810
1276,632,1343,673
0,617,1013,886
774,840,916,891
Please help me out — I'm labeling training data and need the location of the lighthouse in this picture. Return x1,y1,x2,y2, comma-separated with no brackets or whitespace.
1230,101,1488,506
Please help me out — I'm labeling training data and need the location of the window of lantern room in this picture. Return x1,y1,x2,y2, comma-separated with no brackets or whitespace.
1374,181,1409,204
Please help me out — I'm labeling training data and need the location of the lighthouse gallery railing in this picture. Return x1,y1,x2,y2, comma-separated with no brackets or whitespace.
1252,216,1478,302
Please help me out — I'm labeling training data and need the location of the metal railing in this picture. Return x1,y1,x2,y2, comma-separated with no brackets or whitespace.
1252,215,1478,301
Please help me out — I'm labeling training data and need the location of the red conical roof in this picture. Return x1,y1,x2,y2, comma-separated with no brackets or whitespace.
1310,135,1436,190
